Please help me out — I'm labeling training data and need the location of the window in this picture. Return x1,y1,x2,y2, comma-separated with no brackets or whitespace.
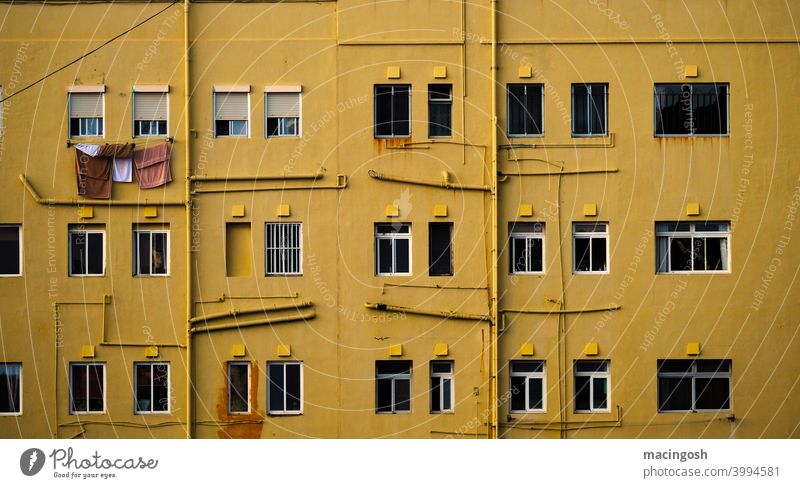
0,363,21,414
573,222,608,273
507,84,543,137
265,222,302,275
134,363,169,413
374,84,410,138
69,363,105,414
428,84,452,138
268,362,302,415
430,361,454,413
214,90,248,137
572,83,607,136
510,360,546,413
69,92,103,137
69,227,105,276
509,222,544,274
133,90,168,137
654,83,728,136
658,360,731,412
133,229,168,276
228,362,250,414
428,222,452,276
265,91,300,137
376,361,411,413
0,225,21,276
656,222,729,273
574,360,609,413
375,223,411,276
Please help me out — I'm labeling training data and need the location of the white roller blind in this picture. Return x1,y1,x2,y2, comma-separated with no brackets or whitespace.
266,93,300,118
134,92,167,120
70,93,103,118
214,92,248,120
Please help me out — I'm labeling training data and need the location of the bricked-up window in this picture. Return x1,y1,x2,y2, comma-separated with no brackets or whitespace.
654,83,728,136
430,361,454,413
0,225,21,275
214,91,248,137
657,360,731,412
135,363,169,413
133,91,168,137
374,85,410,138
376,361,411,414
428,84,452,138
573,222,608,273
225,222,252,277
574,360,609,413
572,83,607,136
0,363,21,414
268,362,302,415
265,91,300,137
134,230,168,276
70,363,105,414
656,222,729,273
69,92,103,137
428,222,453,276
507,84,543,137
228,362,250,414
375,223,411,276
509,222,544,274
265,223,302,275
69,227,105,276
510,360,546,413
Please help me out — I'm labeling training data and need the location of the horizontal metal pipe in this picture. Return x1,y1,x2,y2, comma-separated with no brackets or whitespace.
189,301,313,324
500,305,621,314
99,342,186,348
194,292,299,304
368,170,490,192
484,38,800,45
19,174,185,206
189,172,323,182
190,310,316,334
498,168,619,178
191,175,348,194
364,302,491,322
499,133,615,149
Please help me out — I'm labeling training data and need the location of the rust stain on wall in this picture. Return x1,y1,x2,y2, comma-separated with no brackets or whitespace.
216,361,264,439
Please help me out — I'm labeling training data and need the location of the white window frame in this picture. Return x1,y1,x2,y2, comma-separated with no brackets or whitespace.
213,90,250,138
657,360,732,413
428,84,453,139
0,224,22,277
571,83,608,137
656,222,730,274
134,362,170,414
265,222,302,276
507,83,544,138
376,361,412,414
267,361,303,416
572,222,609,274
509,222,545,274
574,360,610,413
133,229,169,276
227,362,251,415
264,90,301,138
374,84,412,138
430,361,454,414
68,92,104,138
374,223,412,276
653,83,730,137
132,89,169,138
0,362,22,416
509,360,546,413
68,229,105,277
69,362,106,415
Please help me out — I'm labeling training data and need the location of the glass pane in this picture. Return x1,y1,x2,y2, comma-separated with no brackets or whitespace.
268,364,284,412
392,86,410,136
658,376,693,411
655,84,690,135
695,223,727,232
511,237,526,273
696,360,731,373
442,378,452,411
574,222,605,233
152,364,169,412
431,377,441,412
524,85,543,135
669,237,693,271
87,365,104,412
377,239,393,274
266,117,280,136
528,378,543,410
281,117,298,136
137,232,150,275
695,377,730,410
70,232,86,275
0,227,20,275
575,360,607,373
87,233,103,275
507,85,527,134
574,375,590,411
511,361,544,373
528,238,543,272
591,237,607,272
510,376,526,411
574,237,590,272
0,365,21,413
152,233,167,274
377,361,412,375
429,223,452,276
429,102,451,137
658,360,693,373
592,377,608,410
230,120,247,136
135,364,151,412
215,120,230,136
228,364,249,413
394,379,411,412
431,362,452,374
285,364,301,411
429,84,451,100
71,365,87,412
572,84,589,134
704,237,727,271
694,237,707,271
693,84,727,135
376,377,393,413
374,86,392,136
394,238,409,273
589,84,606,134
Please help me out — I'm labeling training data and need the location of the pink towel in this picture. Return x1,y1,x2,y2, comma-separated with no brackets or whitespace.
133,143,172,189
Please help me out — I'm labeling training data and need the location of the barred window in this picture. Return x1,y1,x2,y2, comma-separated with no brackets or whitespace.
265,222,302,275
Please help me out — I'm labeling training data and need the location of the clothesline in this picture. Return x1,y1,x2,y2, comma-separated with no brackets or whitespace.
66,137,173,149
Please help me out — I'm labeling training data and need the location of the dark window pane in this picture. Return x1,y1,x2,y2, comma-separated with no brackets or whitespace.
137,233,150,275
0,365,21,413
658,376,693,411
429,102,451,137
528,378,543,410
511,361,544,373
152,364,169,412
215,120,230,136
376,377,393,413
507,85,527,135
87,365,104,412
136,365,151,411
510,376,526,411
442,378,452,411
71,365,87,412
431,377,441,412
70,232,86,275
394,379,410,412
429,223,453,276
591,237,607,271
377,239,393,274
574,237,590,272
70,118,80,137
695,377,730,410
529,238,543,272
696,360,731,373
670,237,693,271
0,227,20,275
575,360,608,373
658,360,693,373
592,377,608,409
511,237,526,273
693,84,727,135
87,233,103,275
268,364,284,412
574,375,590,411
524,85,543,135
266,117,280,136
655,85,691,135
572,84,589,135
704,237,726,271
431,362,451,374
394,238,409,273
375,86,392,137
392,86,410,136
285,364,301,411
377,361,412,375
589,84,607,134
153,233,167,274
228,364,249,413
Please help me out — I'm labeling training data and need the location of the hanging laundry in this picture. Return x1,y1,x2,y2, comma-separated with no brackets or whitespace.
75,148,112,199
112,156,133,182
97,142,134,158
133,143,172,189
74,143,101,157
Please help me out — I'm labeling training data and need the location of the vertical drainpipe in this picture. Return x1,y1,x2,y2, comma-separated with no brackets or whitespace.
489,0,499,440
183,0,193,439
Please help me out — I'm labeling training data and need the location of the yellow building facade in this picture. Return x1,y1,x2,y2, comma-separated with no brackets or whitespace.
0,0,797,439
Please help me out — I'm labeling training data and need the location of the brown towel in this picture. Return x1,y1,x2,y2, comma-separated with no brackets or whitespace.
133,143,172,189
75,149,112,199
96,143,135,158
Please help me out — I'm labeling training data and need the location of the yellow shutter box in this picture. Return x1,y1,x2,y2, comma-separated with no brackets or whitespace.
276,204,291,217
144,346,159,358
519,204,533,217
143,207,158,219
686,202,701,216
433,66,447,79
518,66,533,78
389,344,403,356
277,344,291,357
686,342,701,356
385,204,399,218
584,342,599,356
683,65,699,78
386,66,401,79
78,207,94,219
231,204,245,218
81,345,95,358
231,344,246,357
434,343,449,356
520,343,535,356
583,203,598,217
433,204,448,217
